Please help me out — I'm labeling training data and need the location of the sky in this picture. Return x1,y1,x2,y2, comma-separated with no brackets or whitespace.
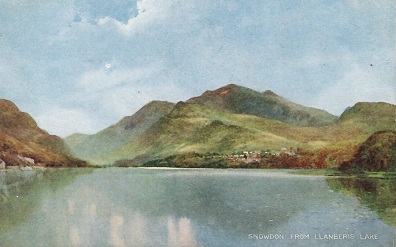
0,0,395,137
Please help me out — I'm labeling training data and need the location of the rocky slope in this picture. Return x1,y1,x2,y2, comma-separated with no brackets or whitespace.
0,99,86,167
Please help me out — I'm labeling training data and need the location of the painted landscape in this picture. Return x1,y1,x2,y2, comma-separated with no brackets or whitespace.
1,85,395,246
1,84,395,172
59,84,395,172
1,0,395,246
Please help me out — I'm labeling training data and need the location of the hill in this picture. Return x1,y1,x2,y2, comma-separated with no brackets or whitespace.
109,102,308,166
187,84,337,126
339,130,396,172
0,99,86,167
338,102,395,130
65,101,175,164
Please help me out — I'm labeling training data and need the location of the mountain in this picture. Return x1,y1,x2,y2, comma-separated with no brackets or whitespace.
107,102,309,165
339,130,396,172
187,84,338,126
0,99,86,167
64,85,396,167
64,101,175,164
108,101,395,167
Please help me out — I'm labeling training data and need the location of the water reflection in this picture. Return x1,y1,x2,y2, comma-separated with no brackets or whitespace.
69,225,81,247
167,217,197,247
129,213,148,246
0,168,395,247
327,176,396,226
0,168,93,234
110,214,126,247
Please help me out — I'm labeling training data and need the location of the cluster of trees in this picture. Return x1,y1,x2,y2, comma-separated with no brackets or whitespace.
140,152,228,168
340,131,396,172
138,147,357,169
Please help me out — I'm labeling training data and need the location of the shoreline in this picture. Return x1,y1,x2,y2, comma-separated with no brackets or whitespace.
2,165,395,178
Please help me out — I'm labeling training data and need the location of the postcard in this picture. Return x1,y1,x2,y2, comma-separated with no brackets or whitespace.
0,1,395,246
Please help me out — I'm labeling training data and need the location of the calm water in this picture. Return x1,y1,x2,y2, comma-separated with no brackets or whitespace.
0,168,395,247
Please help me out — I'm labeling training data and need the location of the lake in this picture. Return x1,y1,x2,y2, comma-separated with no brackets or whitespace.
0,168,395,247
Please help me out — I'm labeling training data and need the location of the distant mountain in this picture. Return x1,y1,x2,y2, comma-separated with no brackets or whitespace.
187,84,338,126
0,99,86,167
65,101,175,164
340,130,396,172
63,133,89,148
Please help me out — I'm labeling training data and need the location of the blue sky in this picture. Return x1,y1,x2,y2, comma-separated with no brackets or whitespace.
0,0,395,137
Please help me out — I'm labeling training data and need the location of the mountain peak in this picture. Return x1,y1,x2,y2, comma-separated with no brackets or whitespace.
222,83,239,89
199,84,241,97
145,100,174,107
0,99,24,116
0,99,38,130
187,84,337,126
262,90,279,97
0,99,19,112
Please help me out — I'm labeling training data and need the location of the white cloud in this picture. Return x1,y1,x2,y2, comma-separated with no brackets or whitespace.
34,107,103,137
310,65,396,115
98,0,172,36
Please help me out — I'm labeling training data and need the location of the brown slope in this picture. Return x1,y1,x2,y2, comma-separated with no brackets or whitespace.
0,99,86,167
340,130,396,172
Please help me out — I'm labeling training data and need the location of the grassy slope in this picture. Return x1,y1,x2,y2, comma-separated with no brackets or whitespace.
108,102,396,166
187,84,338,126
108,102,304,163
64,133,90,148
66,101,175,164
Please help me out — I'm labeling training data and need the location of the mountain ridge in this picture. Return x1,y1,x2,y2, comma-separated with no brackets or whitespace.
187,84,338,126
63,84,395,167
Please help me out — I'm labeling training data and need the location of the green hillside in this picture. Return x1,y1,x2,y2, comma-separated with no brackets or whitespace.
107,102,305,164
65,101,175,164
338,102,395,131
187,84,338,126
64,133,90,148
109,102,395,167
63,85,395,167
